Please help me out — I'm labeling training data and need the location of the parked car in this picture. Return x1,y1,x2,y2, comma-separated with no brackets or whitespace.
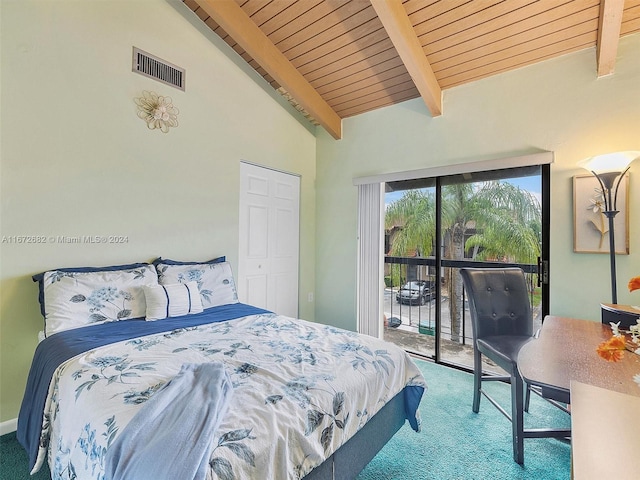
396,280,435,305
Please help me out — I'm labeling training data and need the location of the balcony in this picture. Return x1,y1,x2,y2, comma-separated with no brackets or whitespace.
383,255,542,372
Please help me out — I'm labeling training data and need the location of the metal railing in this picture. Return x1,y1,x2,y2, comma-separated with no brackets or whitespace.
384,255,540,350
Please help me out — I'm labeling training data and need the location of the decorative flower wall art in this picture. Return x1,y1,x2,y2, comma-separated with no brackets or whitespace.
134,91,179,133
573,174,629,254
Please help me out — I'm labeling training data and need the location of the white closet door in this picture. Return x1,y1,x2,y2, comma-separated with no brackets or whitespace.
238,162,300,318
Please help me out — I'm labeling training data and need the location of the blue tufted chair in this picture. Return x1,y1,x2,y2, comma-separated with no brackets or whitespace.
459,267,534,465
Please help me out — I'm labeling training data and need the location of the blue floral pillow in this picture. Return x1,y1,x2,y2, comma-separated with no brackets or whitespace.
35,264,158,336
154,260,238,309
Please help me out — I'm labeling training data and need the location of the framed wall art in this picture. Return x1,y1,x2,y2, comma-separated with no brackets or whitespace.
573,173,629,254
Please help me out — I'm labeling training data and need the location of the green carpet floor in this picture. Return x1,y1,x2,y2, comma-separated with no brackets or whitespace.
0,431,50,480
356,359,571,480
0,359,570,480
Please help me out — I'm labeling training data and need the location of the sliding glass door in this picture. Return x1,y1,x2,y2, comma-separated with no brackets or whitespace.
383,165,549,371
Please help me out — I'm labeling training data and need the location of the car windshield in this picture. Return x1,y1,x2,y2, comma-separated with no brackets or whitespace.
403,282,423,290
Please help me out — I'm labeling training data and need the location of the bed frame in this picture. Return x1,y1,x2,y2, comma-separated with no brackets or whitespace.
305,390,406,479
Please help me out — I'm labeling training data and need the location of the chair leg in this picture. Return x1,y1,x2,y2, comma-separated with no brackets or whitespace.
511,371,525,465
524,382,531,413
472,348,482,413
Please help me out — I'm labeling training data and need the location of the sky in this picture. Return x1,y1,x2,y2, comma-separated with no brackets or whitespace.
385,175,542,207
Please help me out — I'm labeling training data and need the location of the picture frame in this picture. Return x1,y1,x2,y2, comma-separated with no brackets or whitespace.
573,174,629,254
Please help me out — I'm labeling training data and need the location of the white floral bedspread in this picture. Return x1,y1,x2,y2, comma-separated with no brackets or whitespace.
38,313,426,480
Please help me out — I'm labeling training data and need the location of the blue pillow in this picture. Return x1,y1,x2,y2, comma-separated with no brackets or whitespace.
152,256,225,266
33,262,150,318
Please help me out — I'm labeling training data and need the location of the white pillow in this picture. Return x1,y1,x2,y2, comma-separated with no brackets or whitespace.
155,261,239,309
41,265,158,336
143,281,203,321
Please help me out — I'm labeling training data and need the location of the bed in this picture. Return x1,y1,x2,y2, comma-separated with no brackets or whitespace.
17,259,426,480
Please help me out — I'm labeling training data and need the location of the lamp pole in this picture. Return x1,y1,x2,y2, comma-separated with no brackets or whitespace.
579,151,639,305
591,169,630,305
603,210,618,304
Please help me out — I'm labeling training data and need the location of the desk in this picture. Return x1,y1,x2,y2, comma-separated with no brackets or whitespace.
570,381,640,480
518,315,640,404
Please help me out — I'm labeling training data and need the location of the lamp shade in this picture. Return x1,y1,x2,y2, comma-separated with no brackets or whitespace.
578,151,640,174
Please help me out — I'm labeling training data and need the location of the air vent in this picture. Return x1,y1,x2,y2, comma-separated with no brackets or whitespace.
132,47,185,91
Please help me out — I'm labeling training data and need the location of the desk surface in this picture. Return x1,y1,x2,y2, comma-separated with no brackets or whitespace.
570,381,640,480
518,316,640,401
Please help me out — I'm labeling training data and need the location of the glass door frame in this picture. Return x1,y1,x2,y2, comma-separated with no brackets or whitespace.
384,163,550,369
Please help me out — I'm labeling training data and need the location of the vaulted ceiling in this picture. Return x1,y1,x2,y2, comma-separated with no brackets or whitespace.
183,0,640,139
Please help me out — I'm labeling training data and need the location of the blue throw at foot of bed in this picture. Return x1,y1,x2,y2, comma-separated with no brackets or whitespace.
104,362,233,480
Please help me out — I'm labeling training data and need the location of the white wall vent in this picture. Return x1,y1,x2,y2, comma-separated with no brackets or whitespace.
132,47,185,91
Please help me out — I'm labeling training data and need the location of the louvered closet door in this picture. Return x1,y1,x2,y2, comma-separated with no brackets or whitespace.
238,162,300,318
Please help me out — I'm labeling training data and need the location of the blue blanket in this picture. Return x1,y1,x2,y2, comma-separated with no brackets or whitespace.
104,362,233,480
17,303,269,470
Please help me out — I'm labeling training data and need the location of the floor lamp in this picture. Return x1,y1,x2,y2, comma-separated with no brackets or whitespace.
578,151,639,304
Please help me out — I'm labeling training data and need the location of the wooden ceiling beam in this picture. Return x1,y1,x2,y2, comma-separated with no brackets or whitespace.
596,0,625,77
370,0,442,116
194,0,343,139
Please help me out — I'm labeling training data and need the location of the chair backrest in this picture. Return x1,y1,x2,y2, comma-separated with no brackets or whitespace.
460,267,533,340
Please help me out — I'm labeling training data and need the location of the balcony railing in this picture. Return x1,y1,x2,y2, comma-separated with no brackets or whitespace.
384,255,541,360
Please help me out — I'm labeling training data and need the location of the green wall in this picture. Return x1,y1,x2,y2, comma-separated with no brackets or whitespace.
315,32,640,331
0,0,317,423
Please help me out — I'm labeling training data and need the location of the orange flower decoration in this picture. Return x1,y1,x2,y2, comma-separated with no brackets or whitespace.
596,336,627,362
629,276,640,292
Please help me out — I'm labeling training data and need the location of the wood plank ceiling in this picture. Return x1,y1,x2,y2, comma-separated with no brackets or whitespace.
183,0,640,139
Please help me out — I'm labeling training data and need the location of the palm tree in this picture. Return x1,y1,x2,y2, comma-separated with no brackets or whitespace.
464,181,541,264
385,189,436,257
385,190,436,288
386,181,541,343
441,183,473,343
